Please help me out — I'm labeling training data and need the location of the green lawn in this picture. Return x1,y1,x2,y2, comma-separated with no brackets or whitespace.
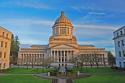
74,67,125,83
1,67,125,83
0,68,53,83
2,68,54,74
0,75,50,83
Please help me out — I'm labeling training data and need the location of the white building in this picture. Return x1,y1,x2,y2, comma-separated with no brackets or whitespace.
113,26,125,68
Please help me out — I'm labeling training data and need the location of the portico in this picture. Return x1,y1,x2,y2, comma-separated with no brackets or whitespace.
50,45,75,67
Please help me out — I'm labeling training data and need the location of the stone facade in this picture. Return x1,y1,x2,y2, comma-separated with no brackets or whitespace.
113,26,125,68
0,27,12,69
18,11,108,67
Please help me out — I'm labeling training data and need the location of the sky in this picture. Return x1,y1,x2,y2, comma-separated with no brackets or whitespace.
0,0,125,55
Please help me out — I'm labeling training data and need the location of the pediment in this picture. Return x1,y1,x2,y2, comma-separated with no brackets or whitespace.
52,44,75,49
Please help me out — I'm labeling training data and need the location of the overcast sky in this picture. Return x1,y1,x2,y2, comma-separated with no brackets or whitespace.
0,0,125,55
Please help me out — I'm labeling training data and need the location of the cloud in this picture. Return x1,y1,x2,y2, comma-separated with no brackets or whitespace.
88,12,106,15
0,0,52,9
0,18,54,26
74,24,118,41
71,0,125,13
74,24,117,31
74,23,116,56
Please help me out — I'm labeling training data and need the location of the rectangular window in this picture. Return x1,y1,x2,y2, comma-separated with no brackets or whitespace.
121,40,124,46
60,28,66,35
3,32,4,37
117,32,119,36
6,33,8,38
0,63,1,69
123,51,125,57
119,62,122,68
0,52,2,58
124,62,125,68
120,31,123,35
5,42,7,48
1,41,3,47
118,41,120,47
4,52,6,58
119,51,121,57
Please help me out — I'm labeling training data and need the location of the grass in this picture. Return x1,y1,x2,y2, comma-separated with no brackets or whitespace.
1,67,125,83
0,68,54,83
74,67,125,83
2,68,55,74
0,75,50,83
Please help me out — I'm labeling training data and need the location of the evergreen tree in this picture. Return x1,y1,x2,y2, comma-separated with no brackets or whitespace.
10,34,20,65
108,51,115,67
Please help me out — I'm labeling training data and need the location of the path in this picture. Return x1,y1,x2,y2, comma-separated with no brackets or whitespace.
51,78,73,83
58,66,66,72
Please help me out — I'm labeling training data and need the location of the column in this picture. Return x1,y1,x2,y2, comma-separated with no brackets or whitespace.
61,51,62,63
52,51,54,60
55,51,57,62
65,51,67,62
55,51,56,62
67,51,69,61
57,51,58,62
71,51,73,60
50,50,52,59
64,51,65,63
59,51,60,63
53,51,55,62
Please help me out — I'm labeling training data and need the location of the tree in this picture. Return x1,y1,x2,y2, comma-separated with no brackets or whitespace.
69,56,78,67
10,35,20,65
80,55,85,69
42,56,54,67
108,51,115,67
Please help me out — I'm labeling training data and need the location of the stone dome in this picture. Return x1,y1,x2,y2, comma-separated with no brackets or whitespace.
53,11,73,27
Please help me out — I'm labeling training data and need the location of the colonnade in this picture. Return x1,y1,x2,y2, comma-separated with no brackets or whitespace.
51,50,74,66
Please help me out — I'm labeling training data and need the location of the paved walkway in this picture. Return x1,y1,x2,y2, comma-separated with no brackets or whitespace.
57,79,66,83
58,67,66,72
51,78,73,83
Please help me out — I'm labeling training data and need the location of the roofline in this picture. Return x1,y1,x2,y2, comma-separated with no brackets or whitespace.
78,44,95,47
113,25,125,33
0,26,12,33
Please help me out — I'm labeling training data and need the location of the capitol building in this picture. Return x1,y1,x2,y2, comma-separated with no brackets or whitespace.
18,11,108,67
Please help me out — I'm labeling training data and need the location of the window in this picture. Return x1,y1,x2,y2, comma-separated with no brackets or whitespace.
65,58,67,62
60,28,66,35
120,30,123,35
119,62,122,68
124,62,125,68
2,32,4,37
5,42,7,48
123,51,125,57
6,33,8,38
4,52,6,58
0,63,1,69
62,58,64,62
1,41,3,47
118,41,120,47
67,28,69,34
59,59,61,62
121,40,124,46
117,32,119,36
119,51,121,57
0,52,2,58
